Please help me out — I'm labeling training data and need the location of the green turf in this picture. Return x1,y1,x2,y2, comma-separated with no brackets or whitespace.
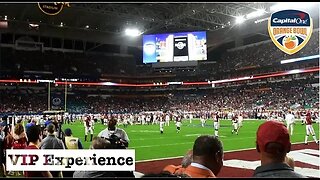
62,119,319,161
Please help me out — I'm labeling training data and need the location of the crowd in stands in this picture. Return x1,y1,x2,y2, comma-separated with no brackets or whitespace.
218,30,319,71
0,78,318,116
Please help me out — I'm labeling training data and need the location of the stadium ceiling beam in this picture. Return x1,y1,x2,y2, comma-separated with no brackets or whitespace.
186,12,225,26
72,4,162,23
143,4,207,34
204,4,244,18
235,3,271,12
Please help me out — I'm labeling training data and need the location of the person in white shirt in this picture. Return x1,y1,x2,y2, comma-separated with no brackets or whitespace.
98,117,129,148
285,110,295,136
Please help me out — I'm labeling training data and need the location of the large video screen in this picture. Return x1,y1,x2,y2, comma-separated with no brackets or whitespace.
143,31,207,63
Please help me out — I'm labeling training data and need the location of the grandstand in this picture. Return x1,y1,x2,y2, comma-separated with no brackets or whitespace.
0,2,319,178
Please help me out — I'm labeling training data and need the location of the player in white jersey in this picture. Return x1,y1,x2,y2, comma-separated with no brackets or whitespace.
231,114,238,135
189,113,193,124
175,116,182,133
285,110,295,136
165,114,170,126
152,114,157,125
213,112,220,137
237,113,244,132
200,114,206,127
160,118,165,134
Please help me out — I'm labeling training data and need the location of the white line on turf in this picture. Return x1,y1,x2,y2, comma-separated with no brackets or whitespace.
135,141,318,163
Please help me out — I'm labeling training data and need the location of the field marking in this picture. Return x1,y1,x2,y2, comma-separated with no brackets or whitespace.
135,141,318,163
133,133,313,149
130,130,160,133
184,134,201,137
130,137,166,141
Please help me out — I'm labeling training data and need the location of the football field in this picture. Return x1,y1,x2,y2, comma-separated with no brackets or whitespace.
62,119,319,161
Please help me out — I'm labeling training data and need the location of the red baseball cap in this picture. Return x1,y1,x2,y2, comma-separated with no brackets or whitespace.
256,121,291,153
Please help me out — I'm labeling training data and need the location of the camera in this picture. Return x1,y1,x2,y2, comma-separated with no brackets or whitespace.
105,134,127,149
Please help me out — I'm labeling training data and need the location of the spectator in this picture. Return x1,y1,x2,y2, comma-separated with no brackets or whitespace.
0,123,5,177
63,128,83,149
253,121,305,177
285,156,295,170
142,171,189,178
12,123,27,149
24,125,52,178
98,117,130,148
182,135,223,178
73,137,135,178
3,126,13,176
39,124,65,178
163,149,193,175
25,119,34,131
62,128,83,178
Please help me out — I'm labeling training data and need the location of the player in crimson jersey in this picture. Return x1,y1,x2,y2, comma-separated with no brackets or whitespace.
84,116,93,142
213,112,220,137
304,111,319,145
231,114,238,135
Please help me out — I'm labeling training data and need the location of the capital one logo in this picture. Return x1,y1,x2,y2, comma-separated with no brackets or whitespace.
268,10,313,55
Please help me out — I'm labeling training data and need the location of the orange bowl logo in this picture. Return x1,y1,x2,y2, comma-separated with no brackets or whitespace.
268,10,312,55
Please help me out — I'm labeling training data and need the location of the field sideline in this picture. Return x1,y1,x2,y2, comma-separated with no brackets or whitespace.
62,119,320,161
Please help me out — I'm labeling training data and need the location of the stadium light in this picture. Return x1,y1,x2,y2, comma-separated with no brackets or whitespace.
29,23,39,28
246,9,266,19
125,28,142,37
235,16,246,24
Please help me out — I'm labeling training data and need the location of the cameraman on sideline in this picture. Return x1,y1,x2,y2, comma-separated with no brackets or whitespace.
97,117,130,148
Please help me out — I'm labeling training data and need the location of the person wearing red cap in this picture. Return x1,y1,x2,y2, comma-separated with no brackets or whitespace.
304,111,319,145
253,121,305,177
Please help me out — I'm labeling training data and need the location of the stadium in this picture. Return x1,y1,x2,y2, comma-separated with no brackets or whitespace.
0,2,319,178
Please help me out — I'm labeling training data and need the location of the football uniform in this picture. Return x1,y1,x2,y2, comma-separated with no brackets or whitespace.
304,112,319,144
165,114,170,126
231,115,238,135
238,115,243,127
200,114,206,127
176,118,182,133
160,119,165,134
84,117,93,141
285,112,295,136
213,113,220,137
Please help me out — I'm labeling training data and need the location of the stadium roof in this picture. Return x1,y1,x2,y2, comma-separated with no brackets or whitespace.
0,3,273,34
0,2,318,48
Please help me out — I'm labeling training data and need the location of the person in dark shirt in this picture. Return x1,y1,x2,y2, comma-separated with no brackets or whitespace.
253,121,306,178
24,125,52,178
